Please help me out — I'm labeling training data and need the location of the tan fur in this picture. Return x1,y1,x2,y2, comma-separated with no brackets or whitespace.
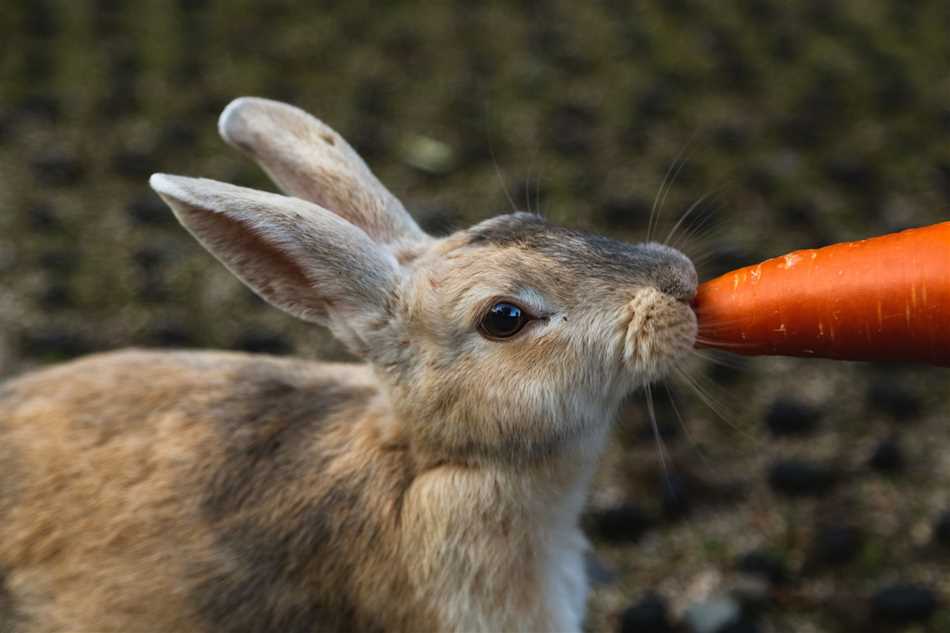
0,351,604,632
0,98,698,632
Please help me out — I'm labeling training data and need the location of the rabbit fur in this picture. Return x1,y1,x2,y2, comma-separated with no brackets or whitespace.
0,97,698,633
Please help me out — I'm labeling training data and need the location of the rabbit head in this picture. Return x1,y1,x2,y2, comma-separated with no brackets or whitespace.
150,97,697,466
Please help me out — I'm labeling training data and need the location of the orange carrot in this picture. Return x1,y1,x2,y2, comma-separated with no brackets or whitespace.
693,221,950,366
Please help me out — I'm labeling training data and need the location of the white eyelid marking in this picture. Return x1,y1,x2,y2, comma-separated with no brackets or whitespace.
512,288,555,319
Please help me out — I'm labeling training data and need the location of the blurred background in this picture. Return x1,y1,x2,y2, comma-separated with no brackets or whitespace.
1,1,949,631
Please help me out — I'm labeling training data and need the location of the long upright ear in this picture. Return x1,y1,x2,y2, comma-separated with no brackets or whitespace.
218,96,426,246
150,173,400,356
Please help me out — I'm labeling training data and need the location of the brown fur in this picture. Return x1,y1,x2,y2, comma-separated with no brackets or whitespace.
0,350,603,632
0,351,430,632
0,98,699,632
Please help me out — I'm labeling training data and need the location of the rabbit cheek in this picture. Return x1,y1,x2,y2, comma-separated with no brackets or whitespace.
623,287,697,380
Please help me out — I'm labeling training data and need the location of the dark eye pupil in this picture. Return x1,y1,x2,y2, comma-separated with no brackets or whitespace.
481,302,527,338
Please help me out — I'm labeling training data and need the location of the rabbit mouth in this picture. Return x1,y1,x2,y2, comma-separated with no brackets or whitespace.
622,287,698,381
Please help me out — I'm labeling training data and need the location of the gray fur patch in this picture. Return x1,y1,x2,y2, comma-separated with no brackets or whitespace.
467,212,696,299
0,569,21,633
191,366,388,633
465,212,550,246
199,369,371,519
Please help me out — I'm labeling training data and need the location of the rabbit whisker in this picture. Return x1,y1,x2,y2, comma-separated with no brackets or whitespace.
644,382,675,492
663,380,713,467
693,337,757,349
490,148,519,214
672,208,725,256
665,189,719,247
691,349,747,370
649,139,690,241
672,365,753,441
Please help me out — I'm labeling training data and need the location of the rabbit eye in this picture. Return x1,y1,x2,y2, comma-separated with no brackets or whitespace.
479,301,530,340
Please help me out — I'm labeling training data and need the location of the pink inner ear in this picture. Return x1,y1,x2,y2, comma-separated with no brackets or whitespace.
185,207,329,317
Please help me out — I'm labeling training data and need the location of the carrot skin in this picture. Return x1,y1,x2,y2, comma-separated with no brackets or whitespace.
693,221,950,366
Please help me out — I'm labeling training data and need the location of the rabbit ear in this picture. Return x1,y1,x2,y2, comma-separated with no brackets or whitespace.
218,97,425,246
150,173,400,356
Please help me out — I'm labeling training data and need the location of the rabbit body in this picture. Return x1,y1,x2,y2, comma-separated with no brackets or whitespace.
0,350,590,632
0,97,698,632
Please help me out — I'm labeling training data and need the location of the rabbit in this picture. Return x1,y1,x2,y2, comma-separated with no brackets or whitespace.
0,97,698,633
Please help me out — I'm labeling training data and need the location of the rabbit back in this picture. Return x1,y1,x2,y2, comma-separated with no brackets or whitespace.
0,349,426,633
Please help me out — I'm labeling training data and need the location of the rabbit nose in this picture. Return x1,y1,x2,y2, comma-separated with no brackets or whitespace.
656,269,697,304
638,242,698,303
672,280,697,303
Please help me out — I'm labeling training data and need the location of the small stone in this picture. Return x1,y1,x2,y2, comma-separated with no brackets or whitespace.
619,592,673,633
779,199,820,230
112,149,157,181
132,248,166,274
234,332,293,356
19,328,95,360
354,78,392,119
825,156,877,192
585,553,617,587
178,0,210,12
764,397,820,437
777,111,823,149
868,438,904,473
174,58,205,85
159,122,198,150
39,284,74,310
660,473,690,519
0,112,11,145
716,619,760,633
24,0,59,38
936,161,950,200
99,86,139,122
637,84,674,120
683,595,742,633
401,134,455,175
875,74,915,114
745,165,778,196
712,124,748,151
136,278,168,304
728,574,771,613
546,102,596,156
23,51,54,84
90,0,123,41
145,323,197,348
867,381,922,421
127,195,174,226
871,584,938,624
31,150,86,187
584,504,653,544
599,196,650,231
26,203,64,232
810,525,862,566
934,511,950,547
17,94,61,122
37,250,78,274
767,459,836,497
707,356,747,386
736,550,789,586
